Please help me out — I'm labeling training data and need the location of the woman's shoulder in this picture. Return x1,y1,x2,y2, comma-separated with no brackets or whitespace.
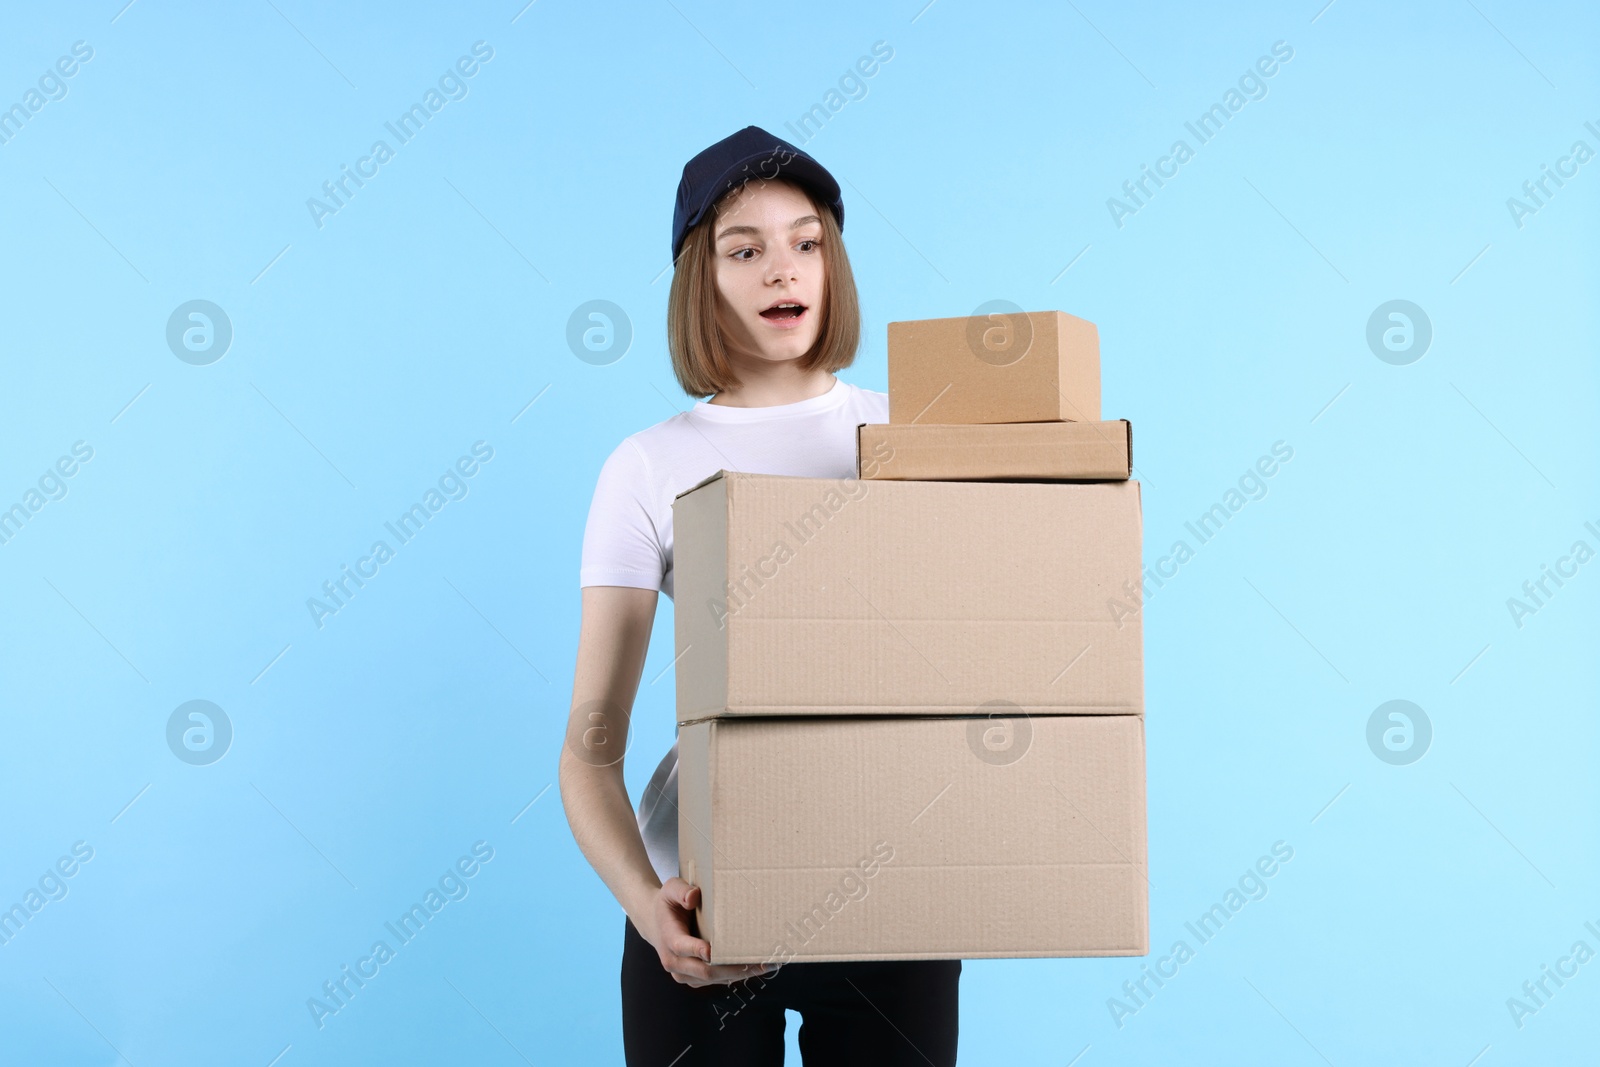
615,407,697,457
594,408,701,487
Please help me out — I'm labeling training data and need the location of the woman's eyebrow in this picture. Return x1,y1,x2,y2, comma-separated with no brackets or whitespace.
716,215,823,242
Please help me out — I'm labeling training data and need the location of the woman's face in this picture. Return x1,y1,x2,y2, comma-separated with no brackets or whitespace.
710,179,826,368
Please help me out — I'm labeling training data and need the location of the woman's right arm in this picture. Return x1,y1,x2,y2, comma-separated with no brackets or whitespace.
558,584,772,987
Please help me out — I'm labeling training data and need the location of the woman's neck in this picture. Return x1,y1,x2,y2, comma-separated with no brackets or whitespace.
706,368,836,408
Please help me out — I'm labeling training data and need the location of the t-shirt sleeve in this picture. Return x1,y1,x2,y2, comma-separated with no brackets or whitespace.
580,436,667,592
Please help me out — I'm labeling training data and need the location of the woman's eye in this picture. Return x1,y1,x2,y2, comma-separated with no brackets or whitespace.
731,248,756,261
797,239,818,252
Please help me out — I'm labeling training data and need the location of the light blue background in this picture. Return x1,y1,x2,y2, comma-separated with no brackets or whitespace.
1,1,1595,1064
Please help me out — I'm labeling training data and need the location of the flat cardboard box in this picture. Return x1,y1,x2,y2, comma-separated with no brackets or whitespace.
888,310,1100,424
679,713,1148,962
672,473,1143,724
858,420,1132,482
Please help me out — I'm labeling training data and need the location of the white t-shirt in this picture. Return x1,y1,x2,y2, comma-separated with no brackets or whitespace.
579,375,889,884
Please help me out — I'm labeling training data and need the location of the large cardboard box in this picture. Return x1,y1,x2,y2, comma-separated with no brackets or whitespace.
859,420,1132,482
672,472,1143,724
678,713,1148,962
887,310,1100,424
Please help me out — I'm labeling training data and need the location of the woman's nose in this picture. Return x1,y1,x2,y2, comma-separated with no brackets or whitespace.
767,247,799,282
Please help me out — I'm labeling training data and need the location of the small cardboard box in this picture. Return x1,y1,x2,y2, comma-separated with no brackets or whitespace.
887,310,1100,424
858,420,1132,482
672,472,1143,724
678,713,1148,962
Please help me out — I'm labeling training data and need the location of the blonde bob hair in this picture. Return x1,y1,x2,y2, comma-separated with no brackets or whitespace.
666,178,861,399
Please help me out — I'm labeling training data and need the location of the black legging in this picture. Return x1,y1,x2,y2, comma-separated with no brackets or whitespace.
620,918,961,1065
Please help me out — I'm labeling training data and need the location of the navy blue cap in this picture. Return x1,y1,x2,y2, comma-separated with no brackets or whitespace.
671,126,844,260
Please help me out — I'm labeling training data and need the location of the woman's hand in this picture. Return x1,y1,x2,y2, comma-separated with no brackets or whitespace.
640,877,778,988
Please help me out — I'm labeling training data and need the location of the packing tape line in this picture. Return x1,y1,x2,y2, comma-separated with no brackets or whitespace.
1049,780,1154,890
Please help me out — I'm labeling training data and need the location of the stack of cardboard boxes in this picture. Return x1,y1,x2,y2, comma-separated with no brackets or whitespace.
672,309,1147,964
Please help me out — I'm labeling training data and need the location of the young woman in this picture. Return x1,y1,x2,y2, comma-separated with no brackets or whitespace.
560,127,961,1065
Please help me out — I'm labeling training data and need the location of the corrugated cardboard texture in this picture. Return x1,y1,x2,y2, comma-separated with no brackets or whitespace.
676,719,714,928
681,714,1148,962
672,473,1143,723
887,310,1100,424
672,473,728,718
858,420,1132,482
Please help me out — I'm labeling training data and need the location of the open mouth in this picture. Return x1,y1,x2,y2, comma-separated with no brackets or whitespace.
759,301,808,322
